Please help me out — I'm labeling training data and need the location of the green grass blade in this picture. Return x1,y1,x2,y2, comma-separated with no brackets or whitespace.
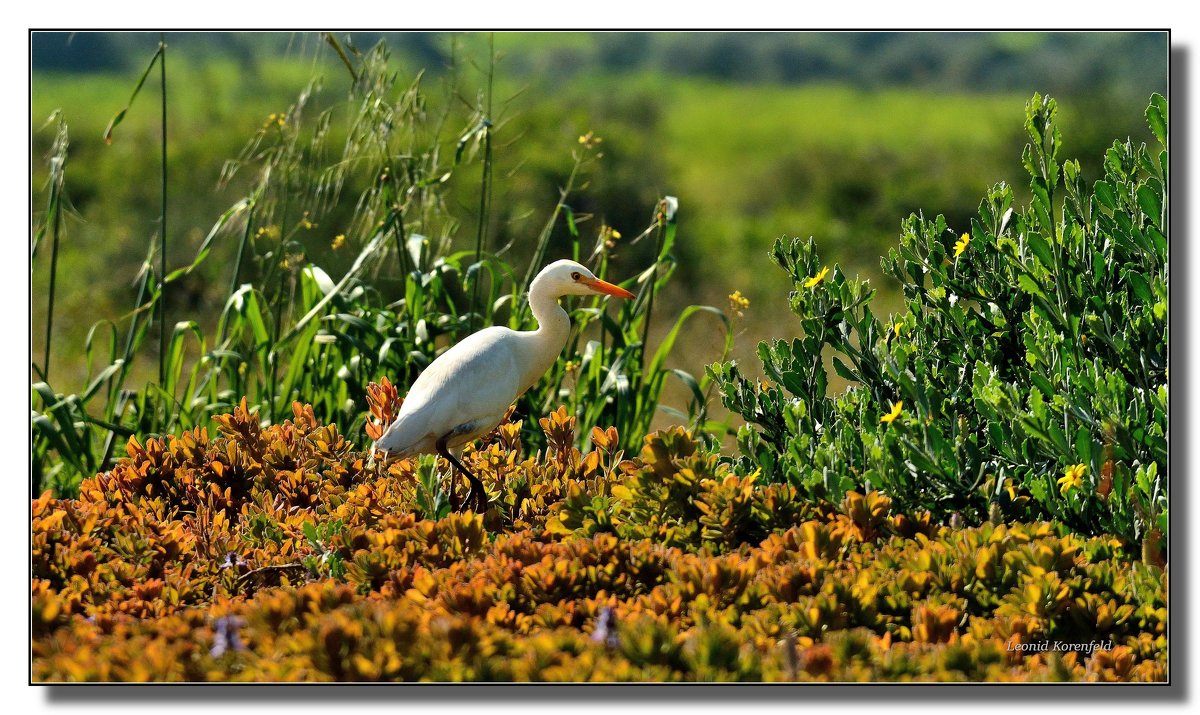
103,44,164,144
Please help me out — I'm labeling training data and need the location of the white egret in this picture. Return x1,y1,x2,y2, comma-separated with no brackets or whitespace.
373,259,636,512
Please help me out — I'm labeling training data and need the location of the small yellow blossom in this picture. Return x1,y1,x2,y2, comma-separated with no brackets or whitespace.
562,360,579,373
880,400,904,424
578,131,602,149
1058,463,1087,495
728,290,750,318
299,212,316,230
331,234,346,251
264,112,286,129
892,320,905,336
804,266,830,289
599,225,622,250
953,233,971,258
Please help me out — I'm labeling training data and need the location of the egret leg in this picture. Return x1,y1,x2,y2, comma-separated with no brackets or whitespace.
445,464,461,513
435,437,487,514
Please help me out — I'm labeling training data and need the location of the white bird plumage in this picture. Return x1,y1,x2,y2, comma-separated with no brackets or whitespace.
373,259,635,512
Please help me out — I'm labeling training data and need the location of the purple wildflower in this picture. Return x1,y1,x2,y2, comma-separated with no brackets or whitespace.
591,607,619,649
210,615,247,658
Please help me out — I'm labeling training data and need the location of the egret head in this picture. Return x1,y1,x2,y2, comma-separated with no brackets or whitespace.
534,259,636,299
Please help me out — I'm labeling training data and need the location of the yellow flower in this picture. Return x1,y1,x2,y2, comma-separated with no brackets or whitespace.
600,225,622,249
804,266,830,289
880,401,904,424
1058,463,1087,495
953,233,971,258
331,234,346,251
578,131,602,149
728,290,750,317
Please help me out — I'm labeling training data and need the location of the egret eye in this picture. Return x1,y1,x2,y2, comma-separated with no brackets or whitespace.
571,272,582,280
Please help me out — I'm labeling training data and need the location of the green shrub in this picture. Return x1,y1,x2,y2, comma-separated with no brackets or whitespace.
712,93,1168,556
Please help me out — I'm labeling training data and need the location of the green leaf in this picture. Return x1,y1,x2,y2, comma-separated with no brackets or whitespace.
1026,232,1055,270
832,357,861,385
1093,180,1117,211
1074,426,1092,466
280,230,387,344
103,43,164,144
1030,372,1055,399
1017,273,1046,299
1125,272,1153,304
1136,183,1163,229
646,305,727,379
1145,93,1168,148
563,205,578,237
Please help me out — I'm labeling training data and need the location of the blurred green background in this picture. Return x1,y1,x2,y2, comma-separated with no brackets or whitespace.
31,31,1168,396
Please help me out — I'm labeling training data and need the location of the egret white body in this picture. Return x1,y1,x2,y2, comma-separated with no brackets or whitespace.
373,259,635,511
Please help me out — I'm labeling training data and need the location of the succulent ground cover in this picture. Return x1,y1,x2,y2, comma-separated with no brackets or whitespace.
32,401,1166,682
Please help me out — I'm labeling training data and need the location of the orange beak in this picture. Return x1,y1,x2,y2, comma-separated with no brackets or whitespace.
582,276,636,300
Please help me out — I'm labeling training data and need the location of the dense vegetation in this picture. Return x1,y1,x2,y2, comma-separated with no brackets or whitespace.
31,32,1164,389
33,404,1166,681
715,94,1169,556
32,40,737,498
31,34,1169,683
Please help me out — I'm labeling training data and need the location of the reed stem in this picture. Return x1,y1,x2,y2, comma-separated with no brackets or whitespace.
42,139,65,381
641,211,666,372
158,33,169,386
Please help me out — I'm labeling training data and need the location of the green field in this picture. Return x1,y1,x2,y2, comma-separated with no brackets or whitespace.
31,41,1155,389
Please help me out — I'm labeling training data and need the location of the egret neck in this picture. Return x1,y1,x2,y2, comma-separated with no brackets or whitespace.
519,272,573,393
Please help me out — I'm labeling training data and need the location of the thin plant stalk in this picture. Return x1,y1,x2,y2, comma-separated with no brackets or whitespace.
469,33,495,331
158,33,169,386
229,201,256,299
520,156,585,309
98,245,155,471
40,121,68,381
43,194,62,380
640,212,666,372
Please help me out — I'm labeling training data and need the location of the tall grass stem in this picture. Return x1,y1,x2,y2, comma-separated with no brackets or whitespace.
43,192,62,380
158,34,169,385
640,214,665,371
41,127,67,381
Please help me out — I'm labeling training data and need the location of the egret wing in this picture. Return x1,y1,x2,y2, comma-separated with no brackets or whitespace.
376,328,524,455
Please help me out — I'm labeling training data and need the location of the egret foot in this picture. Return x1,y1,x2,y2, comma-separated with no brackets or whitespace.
463,471,488,514
436,438,488,514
